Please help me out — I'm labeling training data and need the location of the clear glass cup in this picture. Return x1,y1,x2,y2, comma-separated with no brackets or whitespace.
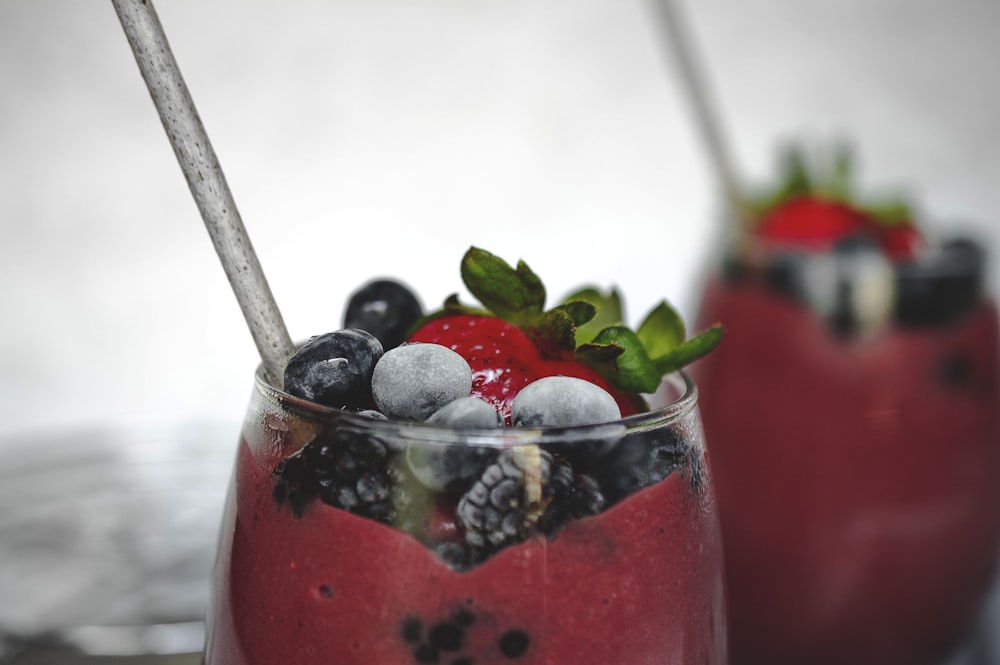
203,368,728,664
692,233,1000,665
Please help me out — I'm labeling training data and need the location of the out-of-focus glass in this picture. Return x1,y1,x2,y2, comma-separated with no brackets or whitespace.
693,232,1000,665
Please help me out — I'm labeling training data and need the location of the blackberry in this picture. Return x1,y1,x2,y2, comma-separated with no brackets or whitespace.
598,427,693,505
343,278,424,350
272,426,415,525
456,448,554,551
455,448,604,554
536,458,605,537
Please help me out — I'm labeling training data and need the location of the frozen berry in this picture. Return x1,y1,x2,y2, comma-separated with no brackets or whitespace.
457,448,553,551
406,439,497,493
372,343,473,420
344,279,424,350
598,427,691,505
537,458,605,537
426,397,503,428
272,427,414,524
511,376,621,427
283,330,383,409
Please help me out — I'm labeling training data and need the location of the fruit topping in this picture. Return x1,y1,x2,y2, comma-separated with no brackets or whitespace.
344,278,424,350
895,237,986,327
283,329,383,409
409,247,723,423
371,343,474,420
271,246,716,569
426,396,503,428
511,376,621,427
272,426,416,525
747,144,922,259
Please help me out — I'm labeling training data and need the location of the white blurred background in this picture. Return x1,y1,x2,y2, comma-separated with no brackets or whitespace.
1,0,998,441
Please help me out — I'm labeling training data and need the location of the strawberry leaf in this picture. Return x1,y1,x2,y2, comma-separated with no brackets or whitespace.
461,247,545,326
653,325,724,375
562,287,623,345
582,326,661,394
531,308,579,356
636,301,686,360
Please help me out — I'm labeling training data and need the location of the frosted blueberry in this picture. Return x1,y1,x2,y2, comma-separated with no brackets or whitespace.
406,440,497,492
372,343,473,420
343,279,423,350
511,376,621,427
426,397,502,428
283,329,383,410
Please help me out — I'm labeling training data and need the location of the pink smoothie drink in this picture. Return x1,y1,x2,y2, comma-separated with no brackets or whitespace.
203,248,729,664
694,209,1000,664
204,372,726,665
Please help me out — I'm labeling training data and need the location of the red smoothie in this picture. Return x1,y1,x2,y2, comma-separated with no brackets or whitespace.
204,373,728,665
694,251,1000,664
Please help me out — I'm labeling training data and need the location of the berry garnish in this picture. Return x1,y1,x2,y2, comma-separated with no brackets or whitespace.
283,329,383,409
343,279,424,350
408,247,723,424
748,144,922,260
371,343,473,420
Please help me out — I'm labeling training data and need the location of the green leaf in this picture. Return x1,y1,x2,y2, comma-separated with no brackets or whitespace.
826,144,853,201
637,301,686,360
554,300,597,327
653,325,724,375
582,326,661,394
864,197,914,227
562,287,623,345
460,247,545,326
531,308,578,356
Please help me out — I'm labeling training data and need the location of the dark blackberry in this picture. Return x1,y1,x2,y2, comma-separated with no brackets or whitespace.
272,426,416,525
343,279,424,350
598,427,692,505
536,458,605,537
283,329,383,409
456,448,554,552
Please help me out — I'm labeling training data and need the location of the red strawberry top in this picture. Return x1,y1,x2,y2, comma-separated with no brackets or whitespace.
406,248,722,423
409,314,639,424
747,146,923,261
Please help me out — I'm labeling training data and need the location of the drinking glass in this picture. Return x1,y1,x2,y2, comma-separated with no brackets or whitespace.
693,233,1000,665
203,368,727,664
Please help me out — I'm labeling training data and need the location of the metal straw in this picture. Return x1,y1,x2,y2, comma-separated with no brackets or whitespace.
111,0,295,385
648,0,748,229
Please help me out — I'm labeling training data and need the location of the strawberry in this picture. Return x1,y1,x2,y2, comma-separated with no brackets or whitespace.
754,196,871,250
407,247,723,424
409,314,637,423
748,144,922,260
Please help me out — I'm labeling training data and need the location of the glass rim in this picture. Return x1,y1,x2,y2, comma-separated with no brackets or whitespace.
253,364,699,447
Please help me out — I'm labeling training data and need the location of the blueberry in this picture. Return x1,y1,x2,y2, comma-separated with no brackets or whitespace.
406,439,497,492
283,330,383,409
426,397,502,428
372,344,473,420
511,376,621,427
895,236,986,327
344,279,423,350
